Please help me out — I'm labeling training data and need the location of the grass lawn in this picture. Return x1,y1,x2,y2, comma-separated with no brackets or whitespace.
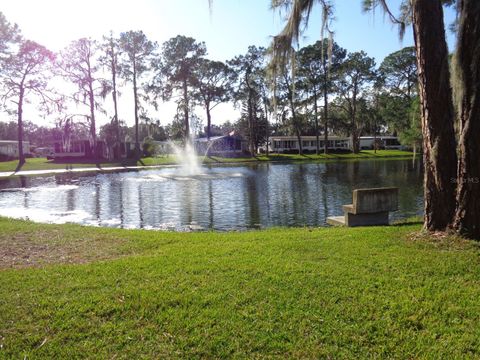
1,217,479,358
0,157,126,173
0,150,415,174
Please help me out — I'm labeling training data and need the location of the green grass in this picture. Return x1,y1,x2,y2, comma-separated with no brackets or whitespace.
146,150,415,166
1,217,479,358
0,157,126,173
0,150,415,174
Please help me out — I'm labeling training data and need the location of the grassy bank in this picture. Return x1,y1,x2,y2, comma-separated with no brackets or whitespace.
0,150,414,174
1,218,479,358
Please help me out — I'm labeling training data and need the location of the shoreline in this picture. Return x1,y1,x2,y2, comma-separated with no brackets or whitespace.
0,150,416,178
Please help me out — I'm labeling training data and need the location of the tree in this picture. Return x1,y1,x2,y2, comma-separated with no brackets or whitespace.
452,0,480,239
377,46,417,136
364,0,458,232
229,46,268,155
0,12,20,57
0,40,55,167
57,38,105,160
119,30,157,155
335,51,376,153
99,33,122,158
398,97,422,158
275,59,306,155
0,121,17,140
269,0,468,233
193,59,234,139
157,35,206,142
269,0,334,73
411,0,458,231
297,39,346,154
379,46,417,100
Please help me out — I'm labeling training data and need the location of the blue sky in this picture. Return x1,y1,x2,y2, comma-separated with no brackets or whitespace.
2,0,457,127
2,0,457,63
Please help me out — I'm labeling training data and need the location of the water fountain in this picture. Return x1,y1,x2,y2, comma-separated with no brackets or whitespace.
165,137,232,179
171,139,204,176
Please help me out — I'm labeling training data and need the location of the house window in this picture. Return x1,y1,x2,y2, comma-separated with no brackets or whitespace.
335,140,348,148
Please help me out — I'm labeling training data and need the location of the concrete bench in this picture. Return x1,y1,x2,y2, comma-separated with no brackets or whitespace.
327,187,399,227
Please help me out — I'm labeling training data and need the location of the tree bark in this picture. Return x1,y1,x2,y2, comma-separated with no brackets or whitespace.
110,38,121,159
183,78,190,142
453,0,480,239
323,56,329,155
17,85,25,169
292,113,303,155
245,68,256,155
133,58,140,155
247,90,255,155
87,59,97,161
264,99,270,156
412,0,457,231
351,85,360,154
206,102,211,140
288,92,302,155
313,90,319,155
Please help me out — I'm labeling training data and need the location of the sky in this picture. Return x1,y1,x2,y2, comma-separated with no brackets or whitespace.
1,0,457,130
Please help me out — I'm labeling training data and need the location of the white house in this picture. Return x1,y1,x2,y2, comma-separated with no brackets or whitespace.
0,140,31,158
267,135,351,153
265,135,403,153
359,136,404,150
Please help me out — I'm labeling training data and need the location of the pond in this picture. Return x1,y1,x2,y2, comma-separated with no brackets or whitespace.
0,159,423,231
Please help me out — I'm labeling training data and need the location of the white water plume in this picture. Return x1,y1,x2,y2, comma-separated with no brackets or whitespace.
171,140,202,176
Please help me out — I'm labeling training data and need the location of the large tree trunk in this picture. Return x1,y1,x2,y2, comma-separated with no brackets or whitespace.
87,71,97,162
289,97,303,155
351,131,360,154
453,0,480,239
294,122,303,155
323,57,329,155
263,99,270,156
351,89,360,154
245,69,256,156
17,85,25,169
110,38,121,159
313,90,319,155
183,78,190,142
247,91,255,155
206,102,211,140
285,74,302,155
133,59,140,156
412,0,458,231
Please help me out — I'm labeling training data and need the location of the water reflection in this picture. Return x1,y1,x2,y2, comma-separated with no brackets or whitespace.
0,160,423,231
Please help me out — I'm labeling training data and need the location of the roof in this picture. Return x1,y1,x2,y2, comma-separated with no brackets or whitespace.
0,140,29,144
359,136,398,140
269,135,349,140
194,135,243,143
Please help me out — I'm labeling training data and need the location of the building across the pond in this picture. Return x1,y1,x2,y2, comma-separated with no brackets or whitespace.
267,135,350,153
0,140,31,159
51,140,132,160
265,135,404,153
194,135,248,157
359,136,403,150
